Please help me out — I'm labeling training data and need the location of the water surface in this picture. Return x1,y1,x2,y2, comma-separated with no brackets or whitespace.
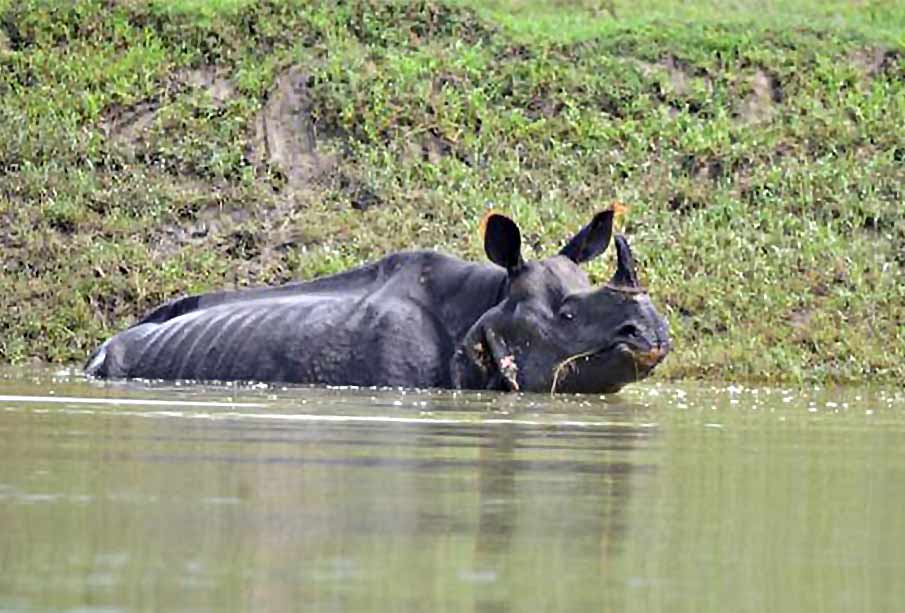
1,367,903,612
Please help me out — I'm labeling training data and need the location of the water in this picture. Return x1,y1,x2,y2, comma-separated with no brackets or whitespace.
1,367,903,612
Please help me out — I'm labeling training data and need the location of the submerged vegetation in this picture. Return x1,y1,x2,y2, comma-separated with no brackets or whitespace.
0,0,902,384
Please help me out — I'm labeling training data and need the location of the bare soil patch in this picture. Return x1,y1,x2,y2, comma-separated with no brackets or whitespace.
737,69,782,124
101,101,159,150
851,47,901,78
174,67,237,107
100,66,238,152
248,66,336,192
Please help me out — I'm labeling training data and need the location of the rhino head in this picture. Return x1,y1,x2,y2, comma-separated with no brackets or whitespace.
452,210,670,394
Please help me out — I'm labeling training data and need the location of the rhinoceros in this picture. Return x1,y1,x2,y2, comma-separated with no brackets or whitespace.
85,210,670,393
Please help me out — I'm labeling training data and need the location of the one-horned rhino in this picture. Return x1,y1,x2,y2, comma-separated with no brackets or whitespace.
85,210,670,393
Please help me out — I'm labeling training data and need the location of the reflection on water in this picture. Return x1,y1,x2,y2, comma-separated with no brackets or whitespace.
0,367,903,612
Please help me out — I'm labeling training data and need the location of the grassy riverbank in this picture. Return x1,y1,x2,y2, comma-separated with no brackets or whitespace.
1,0,903,384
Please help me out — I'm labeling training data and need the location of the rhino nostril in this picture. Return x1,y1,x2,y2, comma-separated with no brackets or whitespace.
617,324,639,338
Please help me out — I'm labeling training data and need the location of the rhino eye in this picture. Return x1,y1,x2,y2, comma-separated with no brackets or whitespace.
560,310,575,321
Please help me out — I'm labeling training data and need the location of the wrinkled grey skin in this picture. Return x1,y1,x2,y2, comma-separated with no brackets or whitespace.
86,211,670,393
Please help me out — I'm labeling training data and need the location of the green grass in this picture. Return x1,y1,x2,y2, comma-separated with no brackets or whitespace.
1,0,903,384
456,0,905,45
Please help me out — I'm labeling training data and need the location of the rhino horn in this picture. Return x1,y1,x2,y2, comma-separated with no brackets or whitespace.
609,234,640,289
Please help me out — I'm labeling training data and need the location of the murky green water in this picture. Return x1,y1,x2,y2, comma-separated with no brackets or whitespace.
1,367,903,612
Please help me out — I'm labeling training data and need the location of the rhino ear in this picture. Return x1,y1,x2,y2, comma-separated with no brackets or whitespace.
559,210,614,264
483,213,523,273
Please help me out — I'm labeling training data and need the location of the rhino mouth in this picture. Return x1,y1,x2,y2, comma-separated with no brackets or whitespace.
551,341,668,394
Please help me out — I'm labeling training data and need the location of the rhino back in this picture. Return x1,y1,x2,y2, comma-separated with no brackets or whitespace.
134,251,444,327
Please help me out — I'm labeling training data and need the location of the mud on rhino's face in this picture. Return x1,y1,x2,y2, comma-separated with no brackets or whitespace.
457,210,670,394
